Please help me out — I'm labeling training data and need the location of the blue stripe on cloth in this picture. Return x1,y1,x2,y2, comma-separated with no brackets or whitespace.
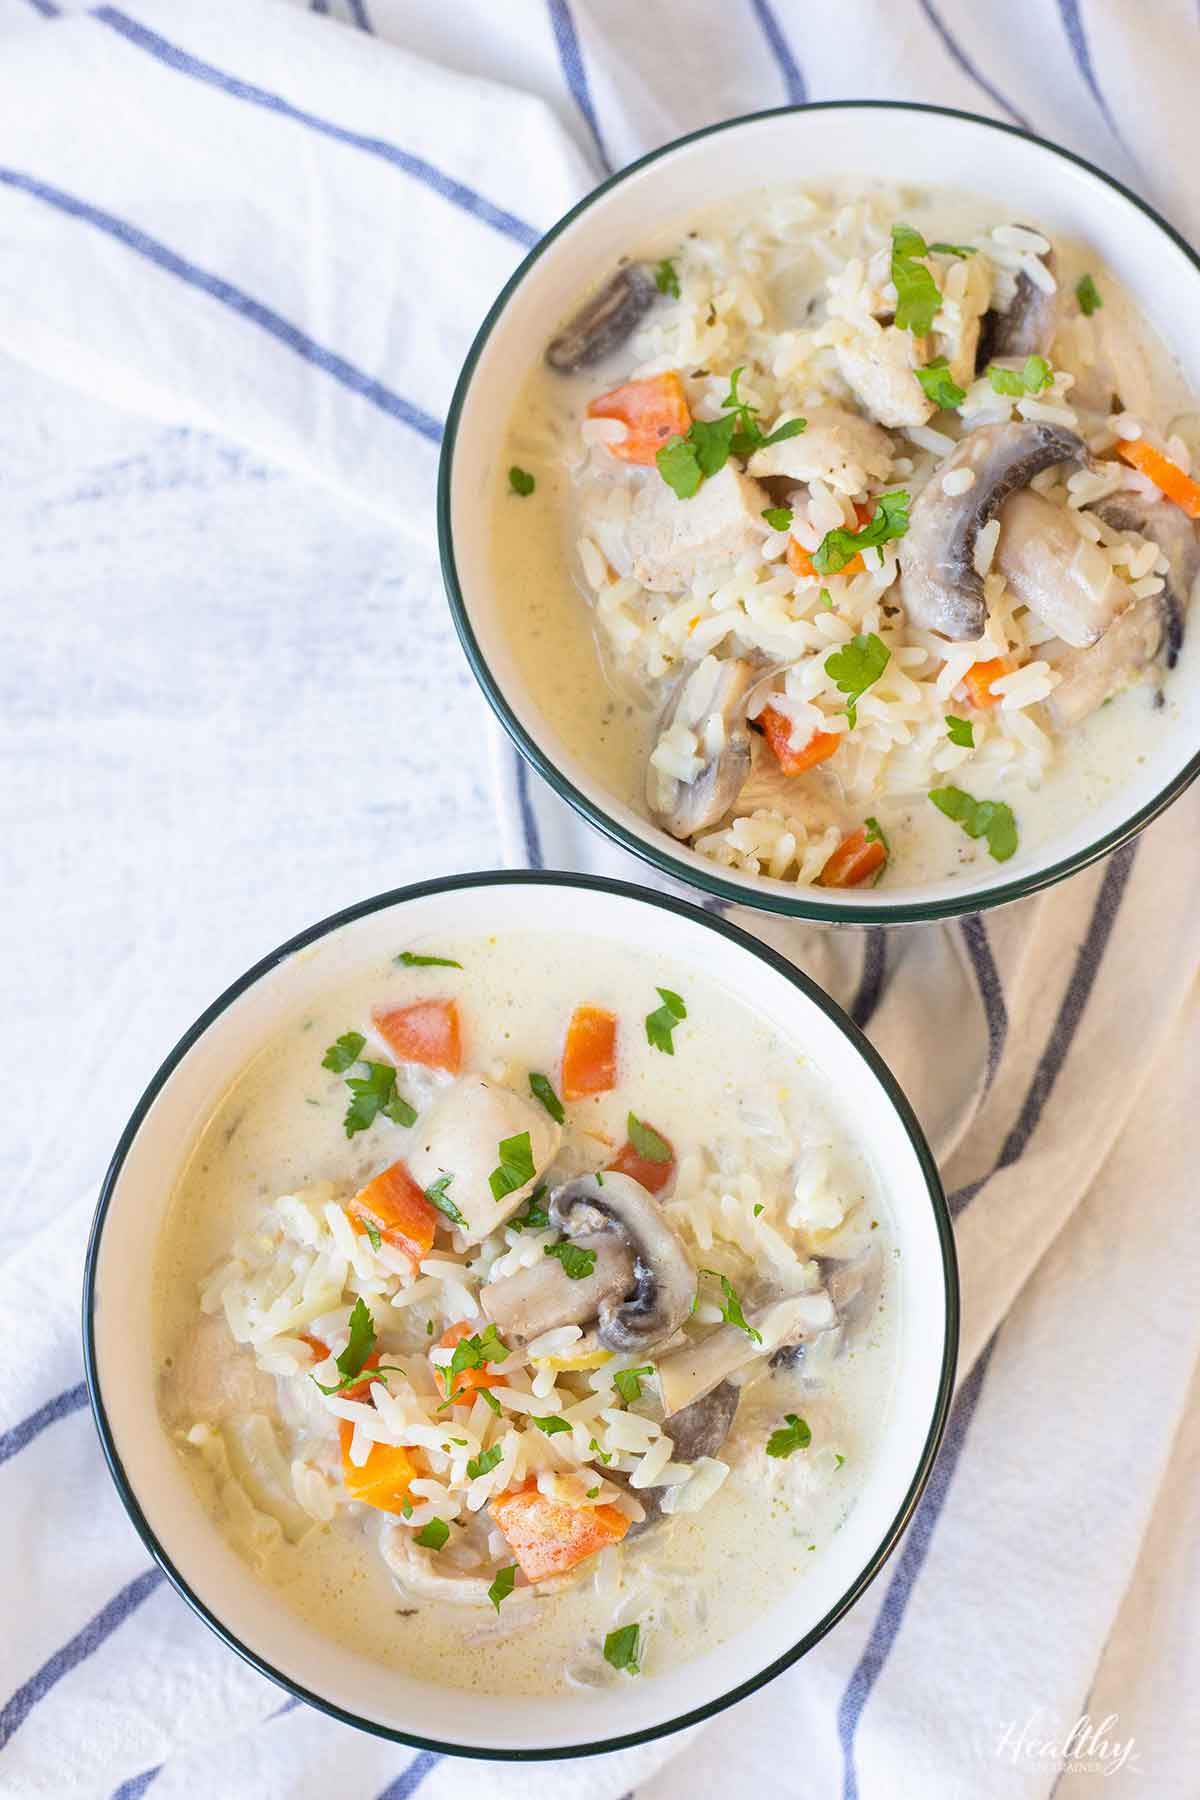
850,929,887,1032
376,1751,442,1800
1056,0,1123,140
514,752,545,869
93,9,538,249
950,840,1137,1215
959,913,1007,1095
112,1767,161,1799
0,1567,165,1750
0,168,444,446
23,0,60,15
914,0,1033,130
547,0,613,175
748,0,808,103
838,1331,999,1800
0,1381,88,1469
346,0,372,29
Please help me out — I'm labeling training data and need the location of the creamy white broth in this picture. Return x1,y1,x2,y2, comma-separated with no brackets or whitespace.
154,933,896,1695
493,180,1198,890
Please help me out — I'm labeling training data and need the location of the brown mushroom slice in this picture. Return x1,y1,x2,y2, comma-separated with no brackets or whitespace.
546,263,658,374
657,1290,837,1417
480,1232,635,1343
899,421,1086,640
549,1171,696,1355
976,234,1058,366
996,490,1135,647
623,1381,741,1537
646,656,760,840
1096,491,1198,669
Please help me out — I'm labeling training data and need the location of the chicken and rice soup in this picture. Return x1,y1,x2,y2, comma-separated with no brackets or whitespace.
155,934,894,1692
494,183,1200,889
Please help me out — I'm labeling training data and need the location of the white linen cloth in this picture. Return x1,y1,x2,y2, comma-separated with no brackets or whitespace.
1,2,1198,1796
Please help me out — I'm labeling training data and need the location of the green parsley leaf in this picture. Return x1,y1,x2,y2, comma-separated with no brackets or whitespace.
914,355,965,410
311,1297,405,1393
863,816,890,885
1076,272,1102,316
423,1172,466,1228
655,365,804,500
478,1387,502,1414
645,985,687,1055
489,1131,537,1203
929,786,1019,862
945,714,975,748
531,1415,573,1436
508,465,535,497
812,491,910,578
762,505,794,532
753,1203,764,1217
322,1030,365,1073
654,256,681,299
613,1364,654,1404
343,1061,416,1137
586,1486,600,1499
528,1072,565,1124
362,1219,382,1252
656,433,704,499
488,1564,517,1611
382,1090,418,1128
823,631,892,729
589,1436,613,1464
509,1185,549,1232
987,354,1053,397
626,1113,672,1163
467,1444,503,1481
401,1498,413,1517
449,1322,508,1380
395,951,462,968
704,1270,762,1343
766,1413,813,1458
928,241,976,258
544,1240,598,1280
835,1453,846,1468
414,1517,449,1551
758,416,807,448
891,223,942,335
817,587,834,610
603,1622,642,1674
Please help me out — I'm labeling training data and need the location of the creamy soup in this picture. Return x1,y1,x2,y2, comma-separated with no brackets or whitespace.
493,181,1199,890
154,932,895,1694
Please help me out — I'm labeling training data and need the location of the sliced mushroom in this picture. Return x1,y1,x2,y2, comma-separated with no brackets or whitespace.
405,1078,561,1247
657,1289,837,1417
480,1232,635,1343
837,326,934,430
899,421,1086,639
646,656,759,840
627,463,769,593
623,1381,740,1537
549,1171,696,1354
996,490,1135,647
546,264,657,374
1096,491,1198,668
976,233,1058,366
746,404,893,494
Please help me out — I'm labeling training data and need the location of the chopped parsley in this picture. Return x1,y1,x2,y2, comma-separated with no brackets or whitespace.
478,1387,502,1414
508,465,535,496
766,1413,812,1458
863,816,890,883
753,1203,765,1217
613,1364,654,1404
544,1240,598,1280
1076,272,1102,316
626,1113,672,1164
466,1444,503,1481
987,354,1052,396
812,491,910,577
528,1072,565,1124
395,951,462,969
361,1219,382,1252
824,632,892,728
816,587,834,610
645,985,687,1055
449,1323,508,1380
321,1030,365,1073
423,1172,466,1228
655,365,806,499
762,505,793,532
928,240,976,257
414,1518,449,1551
342,1061,417,1137
310,1297,401,1396
890,224,942,335
704,1270,761,1343
929,786,1019,862
509,1186,549,1232
603,1622,642,1674
531,1415,572,1436
489,1131,537,1203
653,256,681,299
586,1486,600,1499
835,1453,846,1468
945,714,975,748
589,1436,613,1464
915,355,965,410
488,1564,517,1611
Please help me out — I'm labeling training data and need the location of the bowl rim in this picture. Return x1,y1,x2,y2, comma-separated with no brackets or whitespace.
438,99,1200,925
83,868,959,1761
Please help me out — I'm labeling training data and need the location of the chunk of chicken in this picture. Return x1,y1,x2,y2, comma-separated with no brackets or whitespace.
997,490,1135,647
934,249,992,389
1045,600,1166,729
406,1077,561,1246
627,464,769,592
160,1313,277,1428
746,404,893,494
837,327,934,430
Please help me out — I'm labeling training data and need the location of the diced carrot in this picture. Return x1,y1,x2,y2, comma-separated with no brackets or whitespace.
434,1320,506,1408
585,372,691,466
786,501,874,579
561,1004,617,1101
299,1333,329,1361
607,1126,675,1196
818,827,888,889
962,658,1009,709
338,1421,419,1513
759,706,841,777
490,1483,629,1583
1116,438,1200,519
349,1160,438,1266
373,999,462,1073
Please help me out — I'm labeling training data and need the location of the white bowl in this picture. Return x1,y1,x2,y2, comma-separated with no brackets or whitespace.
85,872,956,1758
440,104,1200,923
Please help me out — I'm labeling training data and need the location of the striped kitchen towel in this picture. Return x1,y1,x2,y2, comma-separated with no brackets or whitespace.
1,2,1199,1796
